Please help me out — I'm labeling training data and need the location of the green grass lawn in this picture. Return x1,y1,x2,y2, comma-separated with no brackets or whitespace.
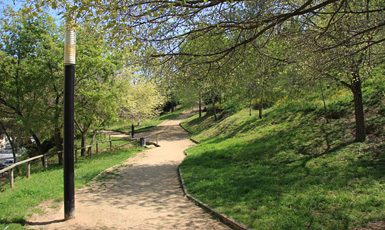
106,108,185,134
0,147,139,229
180,88,385,229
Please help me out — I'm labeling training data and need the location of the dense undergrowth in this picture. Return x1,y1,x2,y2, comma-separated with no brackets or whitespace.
180,75,385,229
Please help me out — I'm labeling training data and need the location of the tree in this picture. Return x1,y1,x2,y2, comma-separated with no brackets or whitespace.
30,0,384,143
0,7,62,160
291,0,385,142
118,78,165,128
74,22,123,156
30,0,383,65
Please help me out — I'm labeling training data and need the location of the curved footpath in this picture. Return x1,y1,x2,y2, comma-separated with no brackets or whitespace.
28,111,230,230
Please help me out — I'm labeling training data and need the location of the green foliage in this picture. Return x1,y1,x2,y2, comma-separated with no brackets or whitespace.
0,5,164,157
0,8,63,147
118,80,165,124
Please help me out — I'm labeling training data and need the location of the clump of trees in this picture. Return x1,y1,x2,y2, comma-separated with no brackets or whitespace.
2,0,384,168
0,5,164,164
65,0,381,143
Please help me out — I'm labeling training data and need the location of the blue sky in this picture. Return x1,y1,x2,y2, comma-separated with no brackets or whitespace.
0,0,63,21
0,0,24,10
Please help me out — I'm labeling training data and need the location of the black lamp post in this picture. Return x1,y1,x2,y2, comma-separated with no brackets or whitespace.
63,16,76,220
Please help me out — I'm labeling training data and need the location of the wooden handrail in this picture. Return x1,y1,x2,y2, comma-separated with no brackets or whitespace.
0,154,44,174
0,137,143,188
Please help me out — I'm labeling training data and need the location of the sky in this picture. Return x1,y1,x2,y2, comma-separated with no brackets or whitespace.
0,0,63,21
0,0,24,11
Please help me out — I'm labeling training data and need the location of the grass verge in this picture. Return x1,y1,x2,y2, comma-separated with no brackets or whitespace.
0,147,139,229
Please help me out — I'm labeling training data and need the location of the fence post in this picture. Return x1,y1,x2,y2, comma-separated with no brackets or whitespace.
156,135,159,145
10,168,14,188
43,154,47,170
136,139,138,149
89,146,92,159
27,162,31,178
110,136,112,150
75,149,78,163
96,142,99,154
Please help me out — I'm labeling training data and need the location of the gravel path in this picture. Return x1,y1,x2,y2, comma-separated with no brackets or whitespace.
28,111,230,230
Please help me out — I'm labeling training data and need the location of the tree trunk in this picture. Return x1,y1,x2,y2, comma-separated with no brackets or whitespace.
10,140,20,174
131,124,135,138
1,125,18,165
81,132,87,156
54,127,63,165
259,89,264,119
54,93,63,164
30,132,45,166
249,100,252,116
1,127,19,173
351,72,366,142
211,94,217,121
319,78,329,124
199,91,202,118
87,130,97,155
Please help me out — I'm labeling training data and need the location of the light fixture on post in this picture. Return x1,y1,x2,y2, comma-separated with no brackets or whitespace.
63,13,76,220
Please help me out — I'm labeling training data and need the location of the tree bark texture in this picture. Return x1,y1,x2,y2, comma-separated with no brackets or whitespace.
199,91,202,118
54,127,63,165
259,81,264,119
54,93,63,164
88,130,97,155
81,132,86,156
31,133,45,165
351,72,366,142
211,94,217,121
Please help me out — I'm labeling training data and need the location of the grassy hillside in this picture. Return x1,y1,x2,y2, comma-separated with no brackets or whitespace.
180,76,385,229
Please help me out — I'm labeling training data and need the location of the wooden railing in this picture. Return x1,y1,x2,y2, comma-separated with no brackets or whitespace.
0,137,140,188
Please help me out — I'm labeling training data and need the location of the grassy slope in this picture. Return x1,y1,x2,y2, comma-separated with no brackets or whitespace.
0,147,138,229
180,77,385,229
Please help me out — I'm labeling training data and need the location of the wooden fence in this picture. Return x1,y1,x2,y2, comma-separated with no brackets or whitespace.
0,137,141,189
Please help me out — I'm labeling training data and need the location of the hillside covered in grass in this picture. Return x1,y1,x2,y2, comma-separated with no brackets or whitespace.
180,74,385,229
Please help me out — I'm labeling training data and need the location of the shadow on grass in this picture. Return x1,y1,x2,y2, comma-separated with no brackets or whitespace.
27,219,65,226
181,125,385,229
184,114,215,136
0,218,27,226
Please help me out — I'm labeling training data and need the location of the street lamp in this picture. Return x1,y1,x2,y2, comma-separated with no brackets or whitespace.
63,15,76,220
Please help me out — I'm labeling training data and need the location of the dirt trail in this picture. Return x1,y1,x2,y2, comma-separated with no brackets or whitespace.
28,111,229,230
